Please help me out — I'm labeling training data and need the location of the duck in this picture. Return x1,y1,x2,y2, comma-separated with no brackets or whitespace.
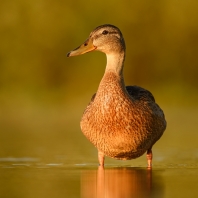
67,24,166,168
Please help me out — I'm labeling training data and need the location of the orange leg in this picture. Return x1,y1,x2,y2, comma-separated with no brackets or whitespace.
98,151,105,167
146,148,153,168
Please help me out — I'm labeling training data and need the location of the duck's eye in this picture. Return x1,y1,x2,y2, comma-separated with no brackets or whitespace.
102,30,109,35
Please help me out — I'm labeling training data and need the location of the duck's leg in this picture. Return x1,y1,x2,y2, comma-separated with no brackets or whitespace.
98,151,105,167
146,148,153,168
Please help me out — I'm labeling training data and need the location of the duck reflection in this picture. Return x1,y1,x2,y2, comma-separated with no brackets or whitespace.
81,167,163,198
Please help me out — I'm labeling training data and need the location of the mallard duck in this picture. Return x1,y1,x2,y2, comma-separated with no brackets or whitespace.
67,24,166,168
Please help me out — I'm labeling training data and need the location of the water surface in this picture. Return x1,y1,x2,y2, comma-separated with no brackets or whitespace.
0,159,198,198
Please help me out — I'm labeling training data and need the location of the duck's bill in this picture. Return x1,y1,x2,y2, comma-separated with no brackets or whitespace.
67,38,97,57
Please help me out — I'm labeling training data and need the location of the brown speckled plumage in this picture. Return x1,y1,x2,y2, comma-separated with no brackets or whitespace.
67,24,166,167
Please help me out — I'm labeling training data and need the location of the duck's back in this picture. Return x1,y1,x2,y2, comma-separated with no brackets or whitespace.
80,72,166,160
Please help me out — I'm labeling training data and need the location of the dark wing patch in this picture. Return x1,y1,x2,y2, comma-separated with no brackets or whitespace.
90,93,96,102
82,93,96,115
126,86,155,102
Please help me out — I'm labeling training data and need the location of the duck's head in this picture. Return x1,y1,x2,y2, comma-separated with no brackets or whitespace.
67,24,126,57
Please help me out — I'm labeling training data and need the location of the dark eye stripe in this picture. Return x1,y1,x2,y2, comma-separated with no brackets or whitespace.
102,30,120,37
109,31,118,35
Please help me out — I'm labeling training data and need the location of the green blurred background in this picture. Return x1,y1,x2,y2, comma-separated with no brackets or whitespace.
0,0,198,165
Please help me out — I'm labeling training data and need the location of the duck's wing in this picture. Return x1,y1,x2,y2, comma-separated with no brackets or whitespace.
126,86,166,128
126,85,155,102
82,93,96,115
86,86,155,108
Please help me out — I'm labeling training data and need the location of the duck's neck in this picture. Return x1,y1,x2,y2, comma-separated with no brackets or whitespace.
105,52,125,76
97,52,126,94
